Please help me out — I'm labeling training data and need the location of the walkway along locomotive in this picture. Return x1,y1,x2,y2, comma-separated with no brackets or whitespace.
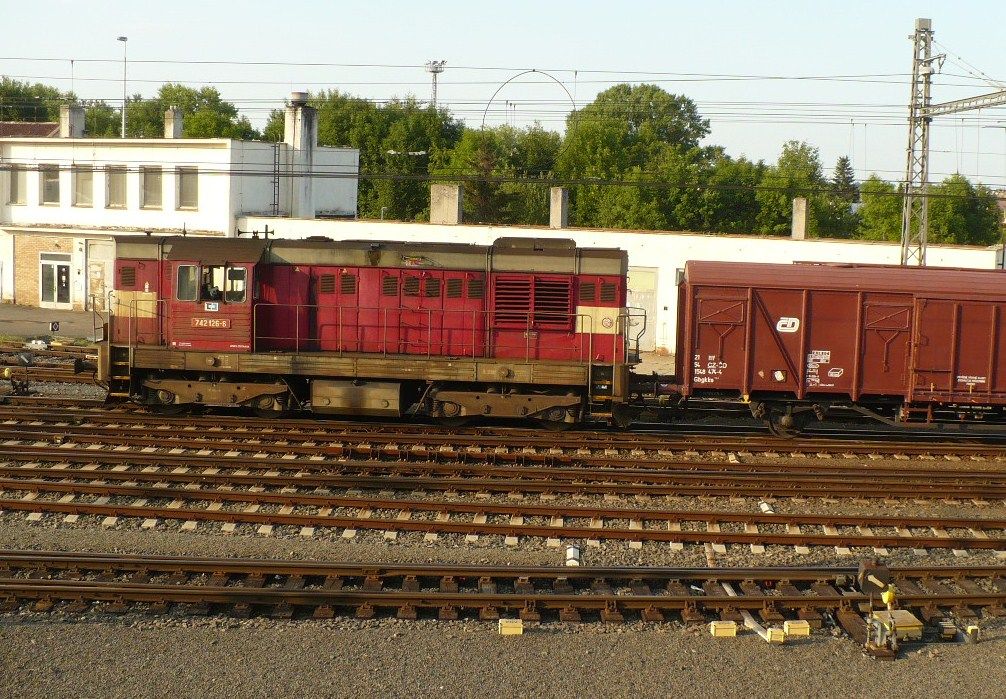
97,235,1006,433
98,235,640,428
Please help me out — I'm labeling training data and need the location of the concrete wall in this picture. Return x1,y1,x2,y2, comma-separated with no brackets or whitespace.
313,147,360,217
238,216,1002,352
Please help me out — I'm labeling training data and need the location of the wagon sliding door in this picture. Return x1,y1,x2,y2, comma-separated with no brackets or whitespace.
911,298,1004,402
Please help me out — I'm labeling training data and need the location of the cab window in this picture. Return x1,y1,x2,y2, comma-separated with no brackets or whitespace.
200,266,225,301
225,267,247,303
176,265,198,301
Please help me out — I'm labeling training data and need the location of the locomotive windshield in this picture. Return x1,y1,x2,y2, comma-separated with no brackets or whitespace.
174,265,246,303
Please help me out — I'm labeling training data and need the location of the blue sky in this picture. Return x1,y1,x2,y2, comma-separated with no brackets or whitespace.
5,1,1006,186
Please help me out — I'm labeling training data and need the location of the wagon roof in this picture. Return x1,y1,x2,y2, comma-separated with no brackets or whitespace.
684,260,1006,296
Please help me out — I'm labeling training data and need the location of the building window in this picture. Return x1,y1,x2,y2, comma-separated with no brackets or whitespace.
73,166,93,207
141,166,162,209
40,165,60,205
177,167,198,210
106,166,126,208
7,165,26,205
176,265,198,301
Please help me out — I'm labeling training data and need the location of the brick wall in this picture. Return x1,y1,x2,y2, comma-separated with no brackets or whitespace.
14,233,74,306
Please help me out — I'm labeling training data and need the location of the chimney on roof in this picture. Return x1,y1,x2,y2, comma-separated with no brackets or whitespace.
59,105,84,138
284,91,318,219
791,197,808,240
164,107,183,138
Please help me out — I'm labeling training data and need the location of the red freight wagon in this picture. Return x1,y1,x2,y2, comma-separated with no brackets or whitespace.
676,260,1006,429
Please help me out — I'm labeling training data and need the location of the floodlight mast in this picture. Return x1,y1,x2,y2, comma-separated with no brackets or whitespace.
426,60,446,108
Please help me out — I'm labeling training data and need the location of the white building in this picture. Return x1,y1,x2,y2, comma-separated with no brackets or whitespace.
0,98,359,309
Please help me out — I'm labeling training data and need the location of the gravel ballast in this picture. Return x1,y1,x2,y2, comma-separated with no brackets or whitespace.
4,519,1006,698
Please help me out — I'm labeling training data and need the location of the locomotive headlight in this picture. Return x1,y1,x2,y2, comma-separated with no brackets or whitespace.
772,370,787,382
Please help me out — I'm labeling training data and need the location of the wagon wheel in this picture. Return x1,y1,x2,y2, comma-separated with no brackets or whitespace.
764,405,800,439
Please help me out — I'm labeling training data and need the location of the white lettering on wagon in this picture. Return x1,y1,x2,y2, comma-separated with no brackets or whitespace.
957,375,987,387
693,353,729,385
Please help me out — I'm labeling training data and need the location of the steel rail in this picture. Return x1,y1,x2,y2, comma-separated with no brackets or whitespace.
4,405,1006,456
3,460,1003,501
2,552,1005,622
3,481,1006,549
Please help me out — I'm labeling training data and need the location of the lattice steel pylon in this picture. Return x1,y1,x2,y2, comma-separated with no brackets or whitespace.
900,18,938,266
900,19,1006,265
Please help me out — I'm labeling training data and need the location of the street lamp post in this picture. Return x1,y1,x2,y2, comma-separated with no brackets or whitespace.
117,36,128,137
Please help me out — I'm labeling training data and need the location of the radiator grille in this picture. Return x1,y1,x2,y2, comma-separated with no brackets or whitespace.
318,274,336,294
600,282,617,302
340,272,357,295
446,278,463,298
403,276,420,297
424,278,441,298
578,282,596,302
120,266,136,287
382,275,398,296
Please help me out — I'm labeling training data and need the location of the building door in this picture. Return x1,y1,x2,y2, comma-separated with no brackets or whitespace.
627,267,657,352
86,240,115,312
40,253,72,309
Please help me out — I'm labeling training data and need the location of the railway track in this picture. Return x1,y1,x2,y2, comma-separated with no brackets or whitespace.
4,405,1006,459
2,551,1002,654
3,472,1006,553
3,404,1006,553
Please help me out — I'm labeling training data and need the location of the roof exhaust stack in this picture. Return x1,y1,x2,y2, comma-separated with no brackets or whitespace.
59,105,84,138
164,106,183,138
284,91,317,219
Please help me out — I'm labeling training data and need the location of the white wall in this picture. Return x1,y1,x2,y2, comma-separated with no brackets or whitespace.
237,216,1002,352
313,147,359,217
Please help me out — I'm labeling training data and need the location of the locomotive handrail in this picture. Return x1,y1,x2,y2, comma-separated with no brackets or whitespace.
249,302,599,365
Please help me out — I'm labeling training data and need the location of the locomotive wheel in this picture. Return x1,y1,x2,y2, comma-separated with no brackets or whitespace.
252,394,287,419
433,400,469,428
536,405,575,432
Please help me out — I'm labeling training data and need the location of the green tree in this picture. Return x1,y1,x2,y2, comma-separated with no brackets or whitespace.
832,155,858,201
0,77,68,121
755,141,857,237
856,176,901,241
555,83,710,229
436,124,560,225
694,154,764,233
265,91,463,220
929,174,1002,246
122,84,257,139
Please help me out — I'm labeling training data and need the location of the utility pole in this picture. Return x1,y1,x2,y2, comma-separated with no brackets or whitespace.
900,18,1006,265
425,60,446,108
117,36,128,138
899,19,940,266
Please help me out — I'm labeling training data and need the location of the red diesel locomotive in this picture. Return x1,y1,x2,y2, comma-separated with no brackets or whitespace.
101,235,638,427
